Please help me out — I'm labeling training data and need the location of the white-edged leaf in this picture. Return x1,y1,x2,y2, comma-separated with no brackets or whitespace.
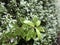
24,20,34,27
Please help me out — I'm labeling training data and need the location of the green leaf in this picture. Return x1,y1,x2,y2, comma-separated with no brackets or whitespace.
32,16,41,26
26,29,36,41
0,4,7,13
26,30,32,41
36,20,41,27
37,27,45,32
14,27,26,38
24,20,34,27
35,28,42,40
32,15,38,23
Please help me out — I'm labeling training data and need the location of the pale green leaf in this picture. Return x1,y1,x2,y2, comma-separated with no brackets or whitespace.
36,20,41,27
36,28,42,40
37,27,45,32
26,29,36,41
24,20,34,27
0,4,7,13
32,15,38,23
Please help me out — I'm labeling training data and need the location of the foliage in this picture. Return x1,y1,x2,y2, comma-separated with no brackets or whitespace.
0,0,58,45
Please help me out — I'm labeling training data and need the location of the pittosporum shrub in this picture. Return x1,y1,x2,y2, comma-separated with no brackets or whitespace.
0,0,58,45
